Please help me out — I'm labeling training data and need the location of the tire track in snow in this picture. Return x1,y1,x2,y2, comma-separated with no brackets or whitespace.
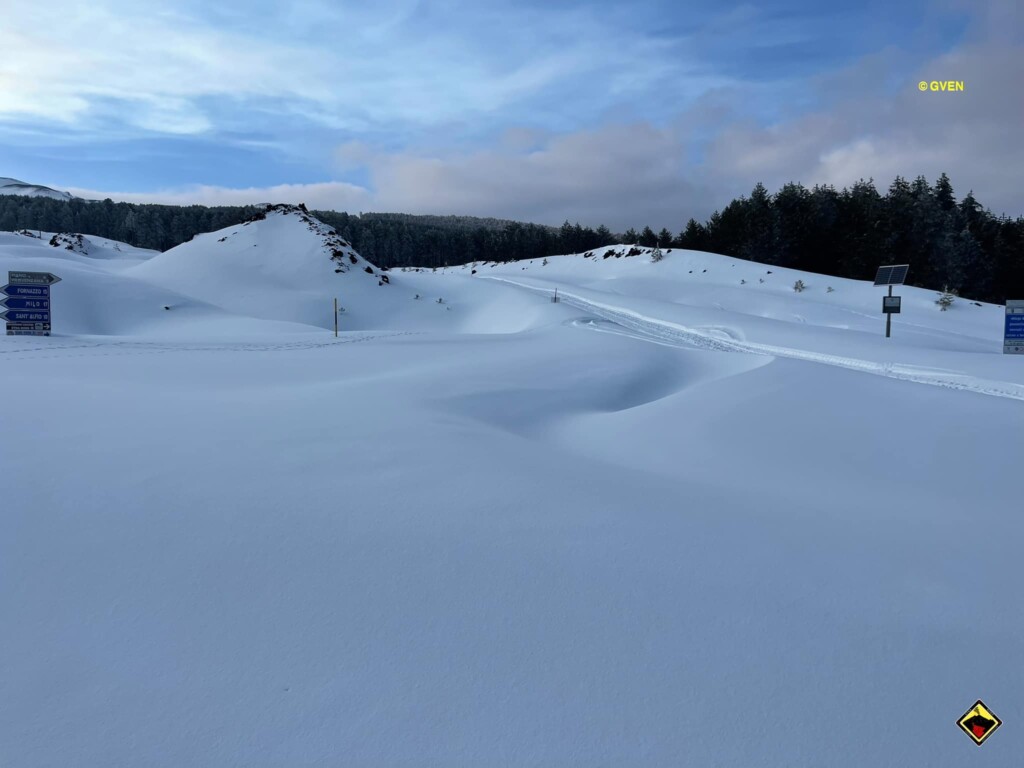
484,276,1024,402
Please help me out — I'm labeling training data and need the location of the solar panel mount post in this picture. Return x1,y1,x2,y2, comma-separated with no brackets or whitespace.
873,264,909,286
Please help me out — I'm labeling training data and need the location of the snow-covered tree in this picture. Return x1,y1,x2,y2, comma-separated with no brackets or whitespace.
936,285,957,310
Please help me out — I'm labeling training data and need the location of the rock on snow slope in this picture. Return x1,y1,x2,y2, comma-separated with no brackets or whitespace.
1,209,1022,767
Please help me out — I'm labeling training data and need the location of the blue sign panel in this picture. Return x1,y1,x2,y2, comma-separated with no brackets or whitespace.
2,284,49,298
1,297,49,310
7,271,60,286
1006,301,1024,354
1,310,50,323
1005,314,1024,340
4,273,59,335
6,328,50,336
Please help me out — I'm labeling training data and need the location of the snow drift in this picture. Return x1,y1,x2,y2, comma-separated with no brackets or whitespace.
2,214,1022,767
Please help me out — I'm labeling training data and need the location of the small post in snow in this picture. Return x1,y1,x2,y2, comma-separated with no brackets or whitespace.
552,288,559,304
886,285,893,338
334,297,338,337
874,264,908,338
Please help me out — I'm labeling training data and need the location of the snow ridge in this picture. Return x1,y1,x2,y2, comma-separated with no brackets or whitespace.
484,276,1024,402
0,176,74,201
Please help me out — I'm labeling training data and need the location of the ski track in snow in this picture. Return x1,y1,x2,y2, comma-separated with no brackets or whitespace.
0,331,422,360
484,276,1024,402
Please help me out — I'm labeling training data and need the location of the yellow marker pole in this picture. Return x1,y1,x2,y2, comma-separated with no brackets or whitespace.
334,297,338,337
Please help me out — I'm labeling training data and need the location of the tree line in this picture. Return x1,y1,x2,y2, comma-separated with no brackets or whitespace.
674,175,1022,304
0,171,1019,302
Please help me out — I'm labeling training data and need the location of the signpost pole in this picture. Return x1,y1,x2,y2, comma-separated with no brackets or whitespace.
874,264,907,339
886,285,892,338
334,297,338,337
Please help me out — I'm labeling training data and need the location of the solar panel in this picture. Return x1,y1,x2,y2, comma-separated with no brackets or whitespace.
873,264,910,286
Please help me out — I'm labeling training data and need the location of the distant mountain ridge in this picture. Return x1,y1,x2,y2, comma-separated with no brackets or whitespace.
0,177,75,202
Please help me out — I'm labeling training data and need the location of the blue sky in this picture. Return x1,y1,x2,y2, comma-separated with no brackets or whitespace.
1,0,1019,229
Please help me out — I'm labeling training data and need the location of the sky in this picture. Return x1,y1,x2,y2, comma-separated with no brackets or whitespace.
0,0,1020,230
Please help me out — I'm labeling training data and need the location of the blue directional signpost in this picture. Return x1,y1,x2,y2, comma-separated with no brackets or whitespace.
1005,300,1024,354
2,271,61,336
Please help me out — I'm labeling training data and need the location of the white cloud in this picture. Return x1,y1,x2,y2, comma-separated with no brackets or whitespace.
67,123,709,231
0,0,716,137
697,35,1024,216
36,0,1024,227
67,181,371,211
357,123,705,229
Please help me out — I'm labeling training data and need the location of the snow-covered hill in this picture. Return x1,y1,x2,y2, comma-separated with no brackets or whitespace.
0,206,565,336
0,176,74,201
2,216,1021,767
465,244,1020,397
0,228,317,337
130,203,394,329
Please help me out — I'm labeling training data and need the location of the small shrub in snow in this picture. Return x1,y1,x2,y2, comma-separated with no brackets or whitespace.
542,258,549,266
437,297,444,304
651,247,663,263
740,279,746,284
413,294,420,300
349,254,358,264
759,278,764,283
936,286,958,310
364,266,374,274
793,279,806,292
827,286,834,293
